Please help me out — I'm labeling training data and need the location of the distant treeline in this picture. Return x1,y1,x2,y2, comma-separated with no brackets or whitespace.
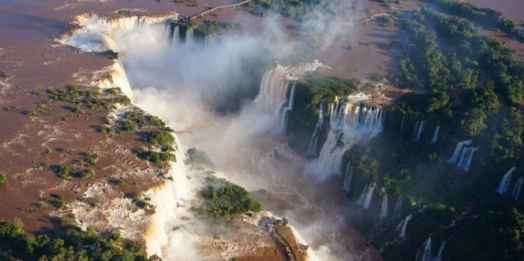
421,0,524,42
397,5,524,105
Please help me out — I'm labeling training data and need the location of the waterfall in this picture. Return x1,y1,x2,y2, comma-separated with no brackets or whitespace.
447,140,473,163
392,195,403,219
434,240,447,261
457,146,479,171
431,126,440,144
512,177,523,201
380,188,388,219
278,82,297,132
314,94,385,175
254,67,290,116
414,120,426,141
415,250,421,261
412,121,420,140
357,184,369,205
165,21,180,47
307,100,326,155
497,166,516,195
343,163,353,192
253,61,325,132
396,214,412,239
421,236,432,261
400,112,405,134
185,28,194,45
172,25,180,47
356,183,376,209
363,185,375,210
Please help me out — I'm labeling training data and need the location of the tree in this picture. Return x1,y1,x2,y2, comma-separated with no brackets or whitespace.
459,108,487,138
491,108,524,165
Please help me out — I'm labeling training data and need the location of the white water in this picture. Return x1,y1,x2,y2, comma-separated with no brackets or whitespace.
357,184,369,206
254,61,325,133
307,100,326,155
308,94,385,179
431,126,440,144
396,214,412,239
447,139,473,164
380,188,388,219
392,195,403,219
362,184,375,209
512,177,523,201
186,28,194,45
343,162,353,192
434,240,447,261
457,146,479,171
421,236,432,261
414,120,426,141
497,166,516,195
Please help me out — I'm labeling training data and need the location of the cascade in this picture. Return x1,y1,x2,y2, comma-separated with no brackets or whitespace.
414,120,426,141
278,82,297,132
380,188,388,219
497,166,516,195
457,146,479,171
186,28,194,45
253,66,290,116
512,177,523,201
253,61,324,132
165,21,180,47
421,236,432,261
59,14,177,53
307,100,326,155
434,240,447,261
447,139,473,164
431,126,440,144
412,121,420,140
415,250,421,261
315,93,385,174
357,184,369,206
363,184,375,210
396,214,412,239
343,163,353,192
172,25,180,47
392,195,403,219
400,112,405,134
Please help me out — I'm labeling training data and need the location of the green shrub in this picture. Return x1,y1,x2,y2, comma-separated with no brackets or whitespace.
52,165,70,179
0,172,6,185
194,177,262,219
25,110,37,116
136,150,174,163
117,120,135,134
142,131,175,146
86,153,99,165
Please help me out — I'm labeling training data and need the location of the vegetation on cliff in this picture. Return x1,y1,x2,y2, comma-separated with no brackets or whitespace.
336,4,524,261
193,176,262,219
0,218,148,261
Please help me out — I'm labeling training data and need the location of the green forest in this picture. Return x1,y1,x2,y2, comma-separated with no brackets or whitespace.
282,2,524,260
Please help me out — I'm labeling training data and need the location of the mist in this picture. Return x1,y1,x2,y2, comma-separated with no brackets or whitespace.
60,1,374,260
